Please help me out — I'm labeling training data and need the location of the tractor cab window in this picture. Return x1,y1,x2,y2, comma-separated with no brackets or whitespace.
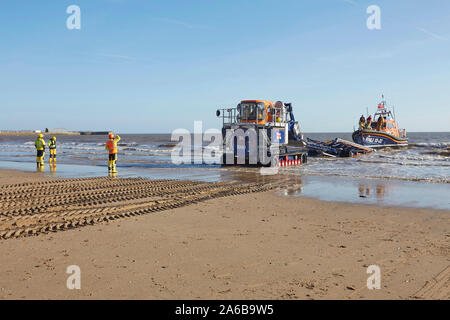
239,102,265,121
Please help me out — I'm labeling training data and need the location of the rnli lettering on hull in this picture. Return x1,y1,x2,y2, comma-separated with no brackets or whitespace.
361,135,408,147
362,134,408,145
352,131,408,147
364,136,384,144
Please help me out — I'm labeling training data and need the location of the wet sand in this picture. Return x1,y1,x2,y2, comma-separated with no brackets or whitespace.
0,169,448,299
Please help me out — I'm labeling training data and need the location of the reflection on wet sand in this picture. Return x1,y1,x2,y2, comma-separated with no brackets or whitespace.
358,183,394,200
219,167,302,184
218,167,304,196
49,164,56,176
279,175,449,210
37,163,58,176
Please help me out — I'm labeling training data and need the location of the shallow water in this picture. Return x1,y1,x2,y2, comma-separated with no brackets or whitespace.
0,132,448,182
299,132,450,183
0,132,448,210
278,175,450,211
0,160,448,210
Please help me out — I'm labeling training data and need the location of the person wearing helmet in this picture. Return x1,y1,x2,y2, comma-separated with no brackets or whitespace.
48,136,57,165
34,133,46,167
105,132,121,173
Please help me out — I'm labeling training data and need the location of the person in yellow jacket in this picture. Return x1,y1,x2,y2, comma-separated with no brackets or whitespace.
376,116,385,131
105,133,121,173
48,136,57,164
359,115,366,130
34,133,46,167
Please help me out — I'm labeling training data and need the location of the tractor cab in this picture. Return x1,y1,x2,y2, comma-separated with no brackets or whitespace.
237,100,287,126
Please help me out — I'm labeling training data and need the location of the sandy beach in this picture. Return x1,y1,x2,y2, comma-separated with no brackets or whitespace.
0,169,448,300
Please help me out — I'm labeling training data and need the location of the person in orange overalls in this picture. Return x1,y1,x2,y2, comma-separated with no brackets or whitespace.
105,133,121,173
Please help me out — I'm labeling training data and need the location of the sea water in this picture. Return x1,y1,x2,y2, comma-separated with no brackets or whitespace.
0,132,448,209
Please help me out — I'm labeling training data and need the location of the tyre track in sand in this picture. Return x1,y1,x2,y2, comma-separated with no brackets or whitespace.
0,177,284,240
411,265,450,300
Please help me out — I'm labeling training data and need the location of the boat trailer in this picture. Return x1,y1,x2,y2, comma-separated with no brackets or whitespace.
306,138,374,157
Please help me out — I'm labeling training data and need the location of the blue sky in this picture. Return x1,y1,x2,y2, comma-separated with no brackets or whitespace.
1,0,449,133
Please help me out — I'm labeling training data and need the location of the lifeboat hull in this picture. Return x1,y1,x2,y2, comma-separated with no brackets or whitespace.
352,130,408,148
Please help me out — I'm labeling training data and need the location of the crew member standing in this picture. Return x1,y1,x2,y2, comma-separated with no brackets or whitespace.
105,133,121,173
34,133,46,167
366,115,372,130
359,115,366,129
48,136,57,164
376,116,384,131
